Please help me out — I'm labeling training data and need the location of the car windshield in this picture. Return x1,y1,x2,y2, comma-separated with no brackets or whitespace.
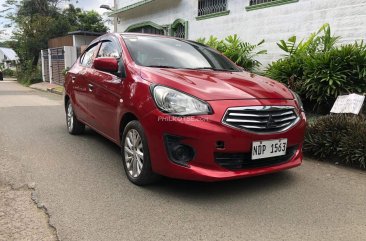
122,35,241,72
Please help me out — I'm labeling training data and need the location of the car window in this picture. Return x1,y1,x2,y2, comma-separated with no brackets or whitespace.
80,44,99,67
97,40,120,58
122,35,240,72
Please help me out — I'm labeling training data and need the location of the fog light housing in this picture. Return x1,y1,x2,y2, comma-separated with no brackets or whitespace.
164,135,195,166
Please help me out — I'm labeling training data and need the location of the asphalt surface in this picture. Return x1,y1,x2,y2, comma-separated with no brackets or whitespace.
0,184,57,241
0,81,365,241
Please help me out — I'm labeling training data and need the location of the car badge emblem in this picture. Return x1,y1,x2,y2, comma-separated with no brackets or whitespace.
267,114,276,128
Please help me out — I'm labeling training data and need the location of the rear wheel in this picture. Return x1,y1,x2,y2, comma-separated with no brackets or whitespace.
121,120,158,186
66,100,85,135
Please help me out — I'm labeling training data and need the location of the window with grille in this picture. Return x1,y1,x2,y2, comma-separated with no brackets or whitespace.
198,0,227,16
128,26,164,35
173,23,185,39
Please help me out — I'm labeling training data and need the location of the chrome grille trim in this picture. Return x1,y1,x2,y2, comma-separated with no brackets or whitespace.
222,106,300,134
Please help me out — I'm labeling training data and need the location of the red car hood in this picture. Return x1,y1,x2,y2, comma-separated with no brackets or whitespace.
140,68,293,101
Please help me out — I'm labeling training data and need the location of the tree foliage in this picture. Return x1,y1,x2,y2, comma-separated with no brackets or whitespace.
62,4,108,33
0,0,108,84
0,41,16,48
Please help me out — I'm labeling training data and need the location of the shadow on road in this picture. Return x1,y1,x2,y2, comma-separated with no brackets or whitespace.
78,127,299,201
145,171,297,203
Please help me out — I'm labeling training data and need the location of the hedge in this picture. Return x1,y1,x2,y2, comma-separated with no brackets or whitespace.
304,115,366,169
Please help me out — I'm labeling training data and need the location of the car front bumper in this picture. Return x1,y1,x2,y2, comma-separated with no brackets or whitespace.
141,99,306,182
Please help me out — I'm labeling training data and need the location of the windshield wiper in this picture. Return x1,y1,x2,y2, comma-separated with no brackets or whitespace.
145,65,178,69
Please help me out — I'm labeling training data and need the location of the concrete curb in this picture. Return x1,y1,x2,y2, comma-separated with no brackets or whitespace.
46,88,63,95
29,83,64,96
28,87,46,93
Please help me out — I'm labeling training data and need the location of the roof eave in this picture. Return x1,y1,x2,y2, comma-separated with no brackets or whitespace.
108,0,155,17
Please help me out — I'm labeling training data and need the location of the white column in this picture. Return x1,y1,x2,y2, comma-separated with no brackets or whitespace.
48,49,53,84
64,46,77,68
114,0,118,32
41,50,45,82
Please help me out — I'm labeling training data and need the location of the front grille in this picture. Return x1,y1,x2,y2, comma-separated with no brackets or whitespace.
222,106,299,133
215,145,298,170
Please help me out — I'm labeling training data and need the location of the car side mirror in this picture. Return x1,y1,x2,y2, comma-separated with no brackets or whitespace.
94,57,119,73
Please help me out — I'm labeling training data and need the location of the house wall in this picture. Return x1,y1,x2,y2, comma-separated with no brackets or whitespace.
0,48,18,69
48,35,98,49
0,51,5,64
114,0,366,67
48,36,74,48
0,51,4,64
73,35,99,48
64,46,78,69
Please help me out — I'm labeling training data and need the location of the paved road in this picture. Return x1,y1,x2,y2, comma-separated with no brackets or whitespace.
0,81,365,241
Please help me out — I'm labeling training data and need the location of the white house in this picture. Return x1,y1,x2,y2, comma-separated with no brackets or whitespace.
109,0,366,66
0,47,19,69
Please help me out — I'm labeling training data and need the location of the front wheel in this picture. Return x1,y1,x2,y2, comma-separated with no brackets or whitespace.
121,120,158,186
66,100,85,135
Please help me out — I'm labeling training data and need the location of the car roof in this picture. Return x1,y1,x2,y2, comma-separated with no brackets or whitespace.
87,32,190,51
119,32,183,40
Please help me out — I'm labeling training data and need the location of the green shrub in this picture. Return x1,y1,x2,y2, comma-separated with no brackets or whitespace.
275,24,340,57
197,34,267,72
304,115,349,158
266,24,366,113
338,126,366,168
266,24,339,111
302,42,366,108
265,55,304,91
223,35,267,72
304,115,366,169
16,62,42,86
197,36,226,53
62,67,71,76
2,68,15,77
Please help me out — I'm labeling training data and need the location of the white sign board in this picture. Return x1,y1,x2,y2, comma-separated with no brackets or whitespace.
330,94,365,115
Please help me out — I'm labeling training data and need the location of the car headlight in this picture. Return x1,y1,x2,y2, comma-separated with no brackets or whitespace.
152,85,212,116
291,90,304,111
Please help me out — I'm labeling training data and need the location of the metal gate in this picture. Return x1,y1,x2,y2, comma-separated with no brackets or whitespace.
41,47,78,85
50,48,65,85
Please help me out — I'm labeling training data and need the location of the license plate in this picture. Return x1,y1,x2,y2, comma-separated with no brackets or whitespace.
252,139,287,160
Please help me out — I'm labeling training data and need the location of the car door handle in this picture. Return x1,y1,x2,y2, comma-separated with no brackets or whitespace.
88,84,94,92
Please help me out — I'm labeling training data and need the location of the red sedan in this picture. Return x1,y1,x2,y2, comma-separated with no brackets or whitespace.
64,33,306,185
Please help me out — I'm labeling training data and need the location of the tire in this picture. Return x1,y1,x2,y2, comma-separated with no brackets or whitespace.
66,100,85,135
121,120,158,186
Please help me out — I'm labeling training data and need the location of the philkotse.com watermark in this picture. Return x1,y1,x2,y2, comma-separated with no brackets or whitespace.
158,116,209,122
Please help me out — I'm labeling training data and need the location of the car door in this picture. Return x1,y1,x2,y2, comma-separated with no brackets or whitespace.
87,38,125,141
71,43,100,123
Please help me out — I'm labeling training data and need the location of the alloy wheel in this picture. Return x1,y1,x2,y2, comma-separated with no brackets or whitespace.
124,129,144,178
67,103,74,132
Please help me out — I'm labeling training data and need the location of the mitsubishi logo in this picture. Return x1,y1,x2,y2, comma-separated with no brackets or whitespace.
267,114,276,128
